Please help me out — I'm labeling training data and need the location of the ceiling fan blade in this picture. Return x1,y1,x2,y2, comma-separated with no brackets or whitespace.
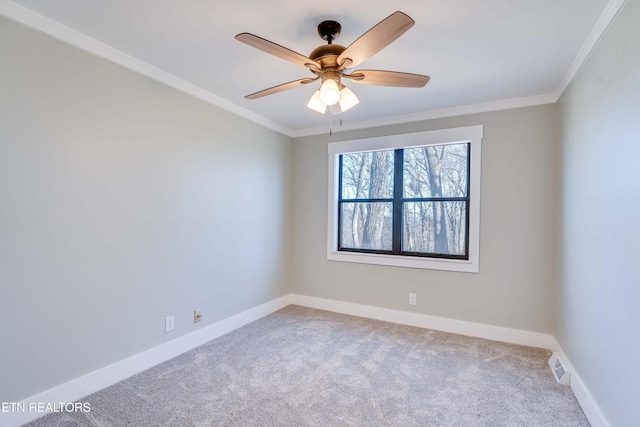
346,70,430,87
337,11,415,69
235,33,320,69
245,78,317,100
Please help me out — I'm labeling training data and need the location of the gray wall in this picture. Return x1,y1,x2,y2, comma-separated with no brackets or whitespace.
0,17,292,402
292,105,558,334
5,2,638,422
556,1,640,425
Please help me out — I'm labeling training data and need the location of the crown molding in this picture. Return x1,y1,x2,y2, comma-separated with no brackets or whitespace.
290,93,557,138
2,0,627,139
553,0,628,98
0,0,294,137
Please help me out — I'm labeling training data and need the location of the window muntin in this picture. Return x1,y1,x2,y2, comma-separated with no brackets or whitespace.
337,143,470,259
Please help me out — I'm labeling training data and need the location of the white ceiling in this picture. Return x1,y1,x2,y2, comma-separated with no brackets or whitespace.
2,0,618,136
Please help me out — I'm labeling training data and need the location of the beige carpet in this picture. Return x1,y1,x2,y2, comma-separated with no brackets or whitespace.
24,305,589,426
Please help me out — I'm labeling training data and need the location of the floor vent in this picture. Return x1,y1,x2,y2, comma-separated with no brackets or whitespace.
548,352,570,385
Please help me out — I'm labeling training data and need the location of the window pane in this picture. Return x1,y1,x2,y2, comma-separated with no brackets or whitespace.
402,201,467,256
340,202,393,251
403,143,468,198
341,150,394,200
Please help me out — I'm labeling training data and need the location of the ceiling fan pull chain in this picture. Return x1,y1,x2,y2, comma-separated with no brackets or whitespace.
329,108,333,136
339,91,343,126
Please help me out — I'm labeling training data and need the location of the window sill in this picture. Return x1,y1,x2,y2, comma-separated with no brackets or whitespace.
327,250,479,273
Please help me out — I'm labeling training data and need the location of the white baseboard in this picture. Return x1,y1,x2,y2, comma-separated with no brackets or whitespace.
4,294,293,427
8,293,599,427
289,295,611,427
290,294,554,349
550,338,611,427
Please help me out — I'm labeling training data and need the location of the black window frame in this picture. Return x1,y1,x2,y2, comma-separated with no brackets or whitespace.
337,143,471,260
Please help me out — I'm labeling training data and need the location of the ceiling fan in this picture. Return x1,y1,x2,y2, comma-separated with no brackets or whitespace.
235,11,430,115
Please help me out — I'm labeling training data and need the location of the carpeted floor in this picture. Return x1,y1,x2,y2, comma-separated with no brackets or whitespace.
24,305,589,426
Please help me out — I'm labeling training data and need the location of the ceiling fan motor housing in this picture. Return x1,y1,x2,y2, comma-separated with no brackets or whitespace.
309,44,346,68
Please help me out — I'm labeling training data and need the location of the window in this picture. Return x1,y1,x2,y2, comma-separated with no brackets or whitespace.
339,143,470,257
327,126,482,272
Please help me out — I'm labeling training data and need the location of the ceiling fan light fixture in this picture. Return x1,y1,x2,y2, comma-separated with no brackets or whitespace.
319,78,340,105
237,11,430,123
307,90,327,113
338,85,359,112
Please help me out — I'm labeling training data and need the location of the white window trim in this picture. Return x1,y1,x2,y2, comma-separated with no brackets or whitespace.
327,125,483,273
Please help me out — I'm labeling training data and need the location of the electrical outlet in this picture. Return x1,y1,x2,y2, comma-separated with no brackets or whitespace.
194,309,202,323
165,315,175,332
409,293,417,305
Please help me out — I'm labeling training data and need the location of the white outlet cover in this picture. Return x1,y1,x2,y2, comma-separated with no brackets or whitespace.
165,315,175,332
409,293,417,305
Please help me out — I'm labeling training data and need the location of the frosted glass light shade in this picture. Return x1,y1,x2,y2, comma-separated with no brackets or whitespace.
307,90,326,113
319,79,340,105
308,81,360,115
339,86,359,112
